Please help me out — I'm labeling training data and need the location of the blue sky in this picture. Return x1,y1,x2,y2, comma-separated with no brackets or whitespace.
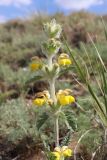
0,0,107,23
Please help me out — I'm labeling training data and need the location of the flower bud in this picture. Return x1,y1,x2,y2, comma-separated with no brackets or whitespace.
30,62,42,71
30,56,42,71
44,19,62,39
52,63,60,76
42,39,61,56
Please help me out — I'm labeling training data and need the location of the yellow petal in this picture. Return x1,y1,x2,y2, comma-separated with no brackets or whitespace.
58,58,72,66
65,59,72,65
51,152,60,160
62,148,73,157
58,95,75,106
33,98,46,106
59,95,70,105
30,63,41,71
67,95,75,103
58,95,69,105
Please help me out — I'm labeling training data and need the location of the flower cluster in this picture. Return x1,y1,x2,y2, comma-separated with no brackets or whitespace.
33,89,75,107
52,146,73,160
43,19,62,57
43,38,61,56
43,19,62,39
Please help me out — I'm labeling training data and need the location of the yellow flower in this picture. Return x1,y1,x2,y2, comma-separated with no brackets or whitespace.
52,151,60,160
68,95,75,103
33,98,46,106
58,58,72,66
33,90,52,107
58,53,72,66
30,56,42,71
58,95,75,106
52,146,73,160
30,63,41,71
56,89,75,106
62,148,73,157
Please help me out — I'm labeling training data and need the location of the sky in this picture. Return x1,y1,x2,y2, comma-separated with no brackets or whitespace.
0,0,107,23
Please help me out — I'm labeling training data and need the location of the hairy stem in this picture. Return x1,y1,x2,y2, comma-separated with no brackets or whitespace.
48,55,53,68
49,78,57,104
55,115,59,147
48,56,59,147
49,78,59,147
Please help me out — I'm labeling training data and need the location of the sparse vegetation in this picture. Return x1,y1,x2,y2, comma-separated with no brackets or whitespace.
0,11,107,160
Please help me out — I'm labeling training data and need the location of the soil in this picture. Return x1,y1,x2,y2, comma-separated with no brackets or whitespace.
0,135,92,160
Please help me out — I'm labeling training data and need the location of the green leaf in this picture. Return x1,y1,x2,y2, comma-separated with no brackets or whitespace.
60,130,72,147
88,34,107,72
100,66,107,111
88,83,107,127
64,111,77,130
37,112,49,130
48,152,56,160
63,35,107,128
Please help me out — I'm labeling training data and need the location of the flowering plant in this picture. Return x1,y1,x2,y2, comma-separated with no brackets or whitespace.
29,19,76,160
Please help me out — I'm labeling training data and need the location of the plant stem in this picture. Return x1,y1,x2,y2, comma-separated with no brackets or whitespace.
60,156,64,160
48,55,53,68
49,78,57,104
55,115,59,147
49,78,59,147
48,56,59,147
